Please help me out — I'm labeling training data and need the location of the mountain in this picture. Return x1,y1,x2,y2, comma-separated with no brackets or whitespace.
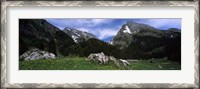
112,21,181,62
19,19,75,57
112,21,164,49
63,27,96,43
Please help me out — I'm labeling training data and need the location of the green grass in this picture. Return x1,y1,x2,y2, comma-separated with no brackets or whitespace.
129,58,181,70
19,57,181,70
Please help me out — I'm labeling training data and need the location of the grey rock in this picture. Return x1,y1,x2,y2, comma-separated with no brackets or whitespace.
119,59,130,67
86,52,130,68
87,52,108,64
20,48,56,61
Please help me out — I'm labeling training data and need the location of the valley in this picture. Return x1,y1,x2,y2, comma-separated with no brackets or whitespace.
19,19,181,70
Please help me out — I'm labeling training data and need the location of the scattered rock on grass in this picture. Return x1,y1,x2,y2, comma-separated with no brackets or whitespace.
119,59,130,67
20,48,56,61
86,52,131,68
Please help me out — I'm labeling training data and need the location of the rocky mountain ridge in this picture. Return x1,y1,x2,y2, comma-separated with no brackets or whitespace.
63,27,96,43
112,21,180,49
111,21,181,62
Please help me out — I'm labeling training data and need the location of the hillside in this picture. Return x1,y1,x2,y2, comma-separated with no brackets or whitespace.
112,21,181,62
19,19,75,57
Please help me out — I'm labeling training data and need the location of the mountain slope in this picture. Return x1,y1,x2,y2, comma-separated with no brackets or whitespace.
112,21,164,49
63,27,96,43
112,21,181,62
19,19,75,56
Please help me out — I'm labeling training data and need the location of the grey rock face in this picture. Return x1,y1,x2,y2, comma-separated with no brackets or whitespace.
126,21,157,32
63,27,96,43
20,48,56,61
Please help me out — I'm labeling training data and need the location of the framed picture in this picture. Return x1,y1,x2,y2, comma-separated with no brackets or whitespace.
1,0,199,88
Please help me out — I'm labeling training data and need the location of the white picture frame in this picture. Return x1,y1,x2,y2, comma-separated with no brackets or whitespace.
1,0,199,89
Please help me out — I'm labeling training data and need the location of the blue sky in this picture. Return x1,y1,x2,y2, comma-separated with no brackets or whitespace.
45,19,181,42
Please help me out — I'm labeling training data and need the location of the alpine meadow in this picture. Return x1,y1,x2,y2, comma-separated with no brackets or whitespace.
19,19,181,70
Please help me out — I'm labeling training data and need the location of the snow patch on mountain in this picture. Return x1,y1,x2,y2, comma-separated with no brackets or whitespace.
63,27,96,43
123,25,132,34
133,29,140,34
72,35,78,43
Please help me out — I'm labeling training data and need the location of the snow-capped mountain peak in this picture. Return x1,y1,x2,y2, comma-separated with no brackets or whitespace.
63,27,96,43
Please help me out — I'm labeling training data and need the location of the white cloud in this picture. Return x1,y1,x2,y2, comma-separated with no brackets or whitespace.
46,18,120,40
76,19,113,27
78,26,120,40
77,27,89,32
46,19,114,30
98,29,119,39
135,19,181,29
91,19,109,25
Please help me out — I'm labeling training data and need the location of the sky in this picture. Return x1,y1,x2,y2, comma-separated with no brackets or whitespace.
45,19,181,42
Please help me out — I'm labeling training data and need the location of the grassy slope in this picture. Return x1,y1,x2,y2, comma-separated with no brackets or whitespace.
19,57,181,70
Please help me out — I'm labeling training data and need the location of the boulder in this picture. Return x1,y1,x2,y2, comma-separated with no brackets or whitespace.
109,56,122,67
119,59,130,67
20,48,56,61
86,52,131,68
86,52,108,64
